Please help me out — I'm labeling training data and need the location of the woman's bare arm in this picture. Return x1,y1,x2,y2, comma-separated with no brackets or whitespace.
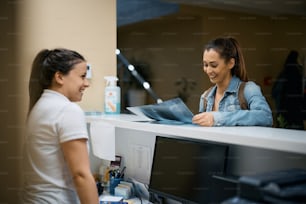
61,139,99,204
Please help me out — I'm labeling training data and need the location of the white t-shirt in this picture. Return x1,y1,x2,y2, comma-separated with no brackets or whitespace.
22,90,88,204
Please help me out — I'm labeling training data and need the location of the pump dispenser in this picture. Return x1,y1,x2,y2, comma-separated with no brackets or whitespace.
104,76,121,114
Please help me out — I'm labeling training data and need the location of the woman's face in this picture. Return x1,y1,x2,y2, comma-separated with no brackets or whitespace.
202,49,234,85
60,61,90,102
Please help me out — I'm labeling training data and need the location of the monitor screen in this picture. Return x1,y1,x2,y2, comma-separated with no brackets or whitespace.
149,136,228,204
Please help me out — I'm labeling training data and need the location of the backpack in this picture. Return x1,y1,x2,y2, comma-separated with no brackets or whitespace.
203,82,248,111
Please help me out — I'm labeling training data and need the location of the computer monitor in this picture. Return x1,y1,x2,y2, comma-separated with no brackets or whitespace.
149,136,229,204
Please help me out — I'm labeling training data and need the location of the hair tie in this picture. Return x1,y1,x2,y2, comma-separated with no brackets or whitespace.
44,49,53,60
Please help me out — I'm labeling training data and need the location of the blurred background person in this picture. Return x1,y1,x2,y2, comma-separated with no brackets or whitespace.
272,50,305,130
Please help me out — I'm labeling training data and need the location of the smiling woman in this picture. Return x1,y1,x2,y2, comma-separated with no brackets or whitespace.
22,48,98,204
28,49,90,113
55,61,89,102
192,37,273,127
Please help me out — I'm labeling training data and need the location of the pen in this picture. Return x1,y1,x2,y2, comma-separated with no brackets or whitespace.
119,166,126,178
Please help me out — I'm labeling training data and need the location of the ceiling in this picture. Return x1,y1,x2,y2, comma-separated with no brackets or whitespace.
117,0,306,27
166,0,306,16
117,0,179,27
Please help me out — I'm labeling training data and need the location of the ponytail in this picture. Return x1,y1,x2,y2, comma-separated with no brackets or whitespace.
28,49,49,115
228,37,248,81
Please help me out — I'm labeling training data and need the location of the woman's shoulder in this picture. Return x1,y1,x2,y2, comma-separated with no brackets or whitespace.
200,85,216,99
64,102,84,113
243,81,263,95
243,80,260,88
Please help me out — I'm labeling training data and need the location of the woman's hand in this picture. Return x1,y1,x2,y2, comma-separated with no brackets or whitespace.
192,112,214,127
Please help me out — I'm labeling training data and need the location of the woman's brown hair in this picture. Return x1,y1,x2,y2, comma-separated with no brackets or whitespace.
28,48,85,114
204,36,248,81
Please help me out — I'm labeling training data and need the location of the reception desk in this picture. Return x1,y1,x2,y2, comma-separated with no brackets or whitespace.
86,114,306,185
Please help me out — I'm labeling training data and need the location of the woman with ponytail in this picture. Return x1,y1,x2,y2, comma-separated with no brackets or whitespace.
23,48,99,204
192,37,273,127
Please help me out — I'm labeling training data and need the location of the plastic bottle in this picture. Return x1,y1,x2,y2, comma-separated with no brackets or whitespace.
104,76,121,114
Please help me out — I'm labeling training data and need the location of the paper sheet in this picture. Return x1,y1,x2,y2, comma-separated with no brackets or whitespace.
99,195,123,202
90,121,115,161
127,97,194,124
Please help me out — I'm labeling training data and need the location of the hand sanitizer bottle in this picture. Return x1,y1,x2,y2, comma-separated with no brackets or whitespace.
104,76,121,114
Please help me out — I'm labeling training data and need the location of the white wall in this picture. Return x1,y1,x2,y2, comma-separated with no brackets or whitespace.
17,0,117,113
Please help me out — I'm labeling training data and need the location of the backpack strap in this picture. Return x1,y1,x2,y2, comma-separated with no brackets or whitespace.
203,86,214,112
202,82,248,111
238,82,248,110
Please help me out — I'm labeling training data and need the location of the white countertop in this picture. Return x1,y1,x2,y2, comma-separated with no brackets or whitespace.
86,113,306,155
